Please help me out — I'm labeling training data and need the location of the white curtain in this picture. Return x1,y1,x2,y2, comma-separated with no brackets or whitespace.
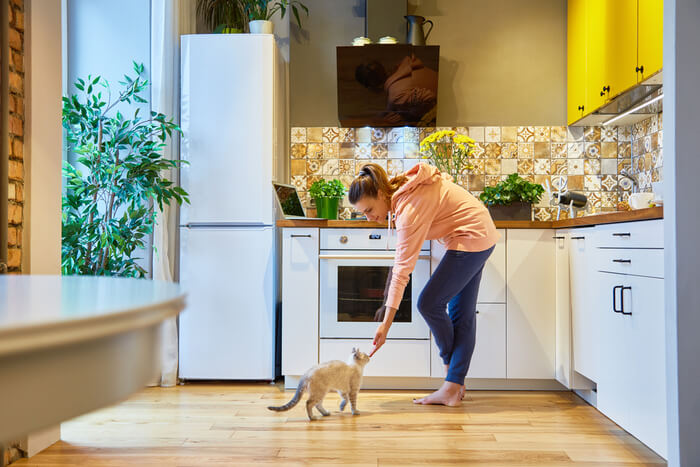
149,0,196,387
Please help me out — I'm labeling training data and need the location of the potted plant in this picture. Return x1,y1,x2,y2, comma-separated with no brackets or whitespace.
479,173,545,221
242,0,308,34
61,62,190,277
419,129,475,184
197,0,246,33
309,179,346,220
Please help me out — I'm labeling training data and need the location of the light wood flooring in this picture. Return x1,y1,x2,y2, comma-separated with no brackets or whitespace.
12,383,666,466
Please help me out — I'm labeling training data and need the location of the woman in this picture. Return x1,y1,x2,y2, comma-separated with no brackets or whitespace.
349,162,499,406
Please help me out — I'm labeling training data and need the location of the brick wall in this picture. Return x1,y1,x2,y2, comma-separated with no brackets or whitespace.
6,0,24,274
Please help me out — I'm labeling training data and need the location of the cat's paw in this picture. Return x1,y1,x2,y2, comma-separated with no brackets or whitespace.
321,411,331,417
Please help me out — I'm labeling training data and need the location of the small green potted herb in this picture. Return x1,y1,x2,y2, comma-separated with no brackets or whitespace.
309,179,346,220
479,173,545,221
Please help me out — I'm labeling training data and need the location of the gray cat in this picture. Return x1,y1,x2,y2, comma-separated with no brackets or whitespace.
268,348,371,420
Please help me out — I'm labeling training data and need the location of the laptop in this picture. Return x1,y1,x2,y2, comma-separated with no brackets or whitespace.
272,182,326,220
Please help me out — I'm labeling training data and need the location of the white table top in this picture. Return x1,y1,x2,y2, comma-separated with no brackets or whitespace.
0,275,186,357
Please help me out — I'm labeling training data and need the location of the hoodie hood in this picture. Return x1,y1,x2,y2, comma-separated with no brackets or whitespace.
391,163,445,211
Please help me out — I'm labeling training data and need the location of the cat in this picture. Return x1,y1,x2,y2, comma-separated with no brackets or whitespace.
268,348,371,420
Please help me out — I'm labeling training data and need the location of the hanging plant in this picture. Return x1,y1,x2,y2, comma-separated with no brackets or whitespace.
62,62,190,277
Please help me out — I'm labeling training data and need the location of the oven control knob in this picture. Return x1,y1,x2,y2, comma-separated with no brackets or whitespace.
339,235,349,244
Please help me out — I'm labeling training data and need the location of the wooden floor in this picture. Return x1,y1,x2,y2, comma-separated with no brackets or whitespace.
12,383,665,466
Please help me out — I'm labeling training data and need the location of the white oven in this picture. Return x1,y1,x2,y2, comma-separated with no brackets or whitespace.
319,229,431,339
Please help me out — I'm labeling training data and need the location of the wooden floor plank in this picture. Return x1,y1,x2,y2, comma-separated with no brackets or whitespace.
10,383,665,466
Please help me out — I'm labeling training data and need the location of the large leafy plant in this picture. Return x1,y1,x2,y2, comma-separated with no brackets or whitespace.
480,173,545,206
242,0,309,28
62,62,189,277
197,0,246,33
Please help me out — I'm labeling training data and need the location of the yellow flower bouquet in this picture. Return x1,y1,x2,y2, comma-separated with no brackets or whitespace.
419,130,476,183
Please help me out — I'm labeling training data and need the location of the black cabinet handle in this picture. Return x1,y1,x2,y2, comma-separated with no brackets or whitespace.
620,286,632,315
476,310,480,314
291,234,312,238
571,236,585,240
612,259,632,264
613,285,623,313
636,65,644,73
577,105,584,111
600,85,610,96
612,232,631,237
552,236,566,240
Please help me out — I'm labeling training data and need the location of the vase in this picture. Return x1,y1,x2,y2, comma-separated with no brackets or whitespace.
314,197,340,220
487,202,532,221
249,20,274,34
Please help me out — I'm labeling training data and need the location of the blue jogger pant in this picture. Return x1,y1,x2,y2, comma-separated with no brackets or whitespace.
417,246,494,385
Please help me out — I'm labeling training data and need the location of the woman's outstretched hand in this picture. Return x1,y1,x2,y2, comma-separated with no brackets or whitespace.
370,322,389,357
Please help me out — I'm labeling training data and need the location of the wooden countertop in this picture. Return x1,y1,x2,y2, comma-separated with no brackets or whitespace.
277,207,663,229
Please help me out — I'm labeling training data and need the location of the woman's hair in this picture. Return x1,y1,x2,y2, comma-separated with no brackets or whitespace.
349,163,408,204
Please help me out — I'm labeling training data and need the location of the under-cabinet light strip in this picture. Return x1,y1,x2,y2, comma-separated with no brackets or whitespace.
602,94,664,126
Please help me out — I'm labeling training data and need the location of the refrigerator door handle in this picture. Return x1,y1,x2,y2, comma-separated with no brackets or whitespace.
182,222,272,228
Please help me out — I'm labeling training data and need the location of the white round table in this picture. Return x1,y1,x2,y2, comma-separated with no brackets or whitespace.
0,275,186,445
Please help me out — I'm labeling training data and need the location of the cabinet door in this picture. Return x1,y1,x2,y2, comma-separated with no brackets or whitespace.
638,0,663,81
625,275,667,458
569,229,598,382
584,0,608,113
281,228,319,375
605,0,638,98
430,304,506,379
554,231,572,388
567,0,587,124
506,229,556,379
596,271,632,429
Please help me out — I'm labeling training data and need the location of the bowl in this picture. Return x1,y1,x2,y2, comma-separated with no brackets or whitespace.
629,192,654,210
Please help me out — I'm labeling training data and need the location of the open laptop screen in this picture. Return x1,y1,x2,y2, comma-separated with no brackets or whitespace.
273,183,306,217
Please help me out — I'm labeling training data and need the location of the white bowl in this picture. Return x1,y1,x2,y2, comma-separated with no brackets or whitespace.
629,192,654,210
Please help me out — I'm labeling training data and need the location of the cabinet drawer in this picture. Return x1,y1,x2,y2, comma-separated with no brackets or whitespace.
596,248,664,278
595,220,663,249
321,228,430,251
319,339,430,377
430,303,506,379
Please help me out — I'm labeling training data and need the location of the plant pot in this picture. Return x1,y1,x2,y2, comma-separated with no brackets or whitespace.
314,197,340,220
221,27,242,34
487,202,532,221
249,20,274,34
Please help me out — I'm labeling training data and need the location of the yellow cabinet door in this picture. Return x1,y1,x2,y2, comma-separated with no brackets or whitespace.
567,0,587,125
584,0,607,114
638,0,663,80
605,0,638,99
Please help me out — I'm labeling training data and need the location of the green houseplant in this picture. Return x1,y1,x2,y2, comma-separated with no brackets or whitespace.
197,0,247,33
309,179,346,220
479,173,545,220
62,62,190,277
242,0,308,34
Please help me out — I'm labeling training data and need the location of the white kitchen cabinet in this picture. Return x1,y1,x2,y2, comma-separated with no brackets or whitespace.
597,271,667,458
430,229,506,304
320,339,430,378
595,219,664,249
554,230,573,388
506,229,556,379
281,228,319,375
430,303,506,379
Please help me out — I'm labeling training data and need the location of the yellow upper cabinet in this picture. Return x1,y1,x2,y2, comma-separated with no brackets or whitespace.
584,0,608,114
638,0,663,80
604,0,638,99
568,0,587,125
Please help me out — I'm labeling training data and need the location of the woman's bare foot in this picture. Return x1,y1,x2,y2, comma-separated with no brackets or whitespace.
444,364,466,400
413,381,462,406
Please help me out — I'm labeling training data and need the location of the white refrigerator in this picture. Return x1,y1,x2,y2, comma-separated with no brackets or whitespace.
178,34,286,380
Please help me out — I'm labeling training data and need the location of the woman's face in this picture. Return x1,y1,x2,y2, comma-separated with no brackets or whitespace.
352,192,391,222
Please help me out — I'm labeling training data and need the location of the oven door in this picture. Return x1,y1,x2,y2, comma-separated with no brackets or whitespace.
319,251,430,339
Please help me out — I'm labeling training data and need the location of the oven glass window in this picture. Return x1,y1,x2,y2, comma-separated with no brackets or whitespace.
337,266,412,322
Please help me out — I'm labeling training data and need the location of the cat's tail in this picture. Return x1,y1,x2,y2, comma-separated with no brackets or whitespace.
267,376,307,412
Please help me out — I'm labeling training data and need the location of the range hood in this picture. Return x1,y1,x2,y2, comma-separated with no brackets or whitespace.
571,71,663,126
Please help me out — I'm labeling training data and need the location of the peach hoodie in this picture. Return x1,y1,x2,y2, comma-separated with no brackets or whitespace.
385,163,500,310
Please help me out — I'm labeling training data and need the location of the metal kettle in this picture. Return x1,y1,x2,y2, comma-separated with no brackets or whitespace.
405,15,433,46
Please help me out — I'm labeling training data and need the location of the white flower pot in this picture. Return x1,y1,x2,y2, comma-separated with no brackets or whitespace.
249,20,274,34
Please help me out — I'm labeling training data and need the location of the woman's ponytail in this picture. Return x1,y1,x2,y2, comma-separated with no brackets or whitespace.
349,163,408,204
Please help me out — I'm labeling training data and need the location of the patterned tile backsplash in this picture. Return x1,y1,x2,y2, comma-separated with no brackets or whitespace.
290,113,662,221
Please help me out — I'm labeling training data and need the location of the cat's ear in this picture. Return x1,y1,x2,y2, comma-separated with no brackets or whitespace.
352,347,358,354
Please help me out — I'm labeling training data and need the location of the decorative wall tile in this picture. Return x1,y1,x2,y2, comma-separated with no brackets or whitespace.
470,160,485,174
454,126,469,135
323,143,339,159
567,126,584,142
518,142,534,158
420,127,436,142
601,158,617,175
388,143,404,159
291,143,307,159
306,175,322,190
468,126,485,142
387,159,404,176
307,143,323,159
307,160,321,175
501,159,518,175
322,159,339,175
601,127,617,142
618,125,632,141
387,128,404,143
404,143,419,158
291,127,306,143
568,174,584,190
339,160,354,175
485,159,501,175
501,126,518,142
568,159,584,175
307,127,323,142
485,126,501,142
472,143,485,159
518,126,535,142
339,143,354,159
323,127,339,142
551,143,567,159
584,142,600,158
567,142,584,159
291,159,306,176
371,143,388,159
584,159,600,175
468,174,485,191
584,175,601,191
601,175,617,191
404,127,420,143
551,175,567,190
584,126,601,142
551,159,567,175
291,175,305,191
551,126,567,142
355,127,371,143
618,142,631,159
354,143,371,159
371,128,387,143
534,126,551,142
534,158,550,174
484,143,502,159
338,128,355,143
517,159,534,174
486,175,504,187
534,143,550,158
501,142,518,159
